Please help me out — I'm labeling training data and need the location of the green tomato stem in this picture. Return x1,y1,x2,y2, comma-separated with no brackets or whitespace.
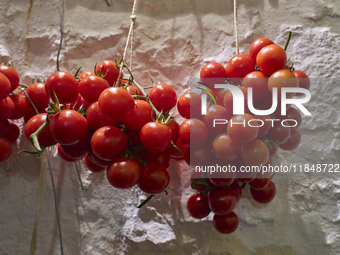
284,31,292,51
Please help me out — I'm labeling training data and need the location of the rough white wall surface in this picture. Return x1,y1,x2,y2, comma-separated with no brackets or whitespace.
1,0,340,254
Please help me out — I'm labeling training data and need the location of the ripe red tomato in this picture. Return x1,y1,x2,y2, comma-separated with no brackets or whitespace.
57,144,79,162
26,83,49,111
85,101,118,131
140,122,172,152
294,70,310,96
87,151,112,167
242,71,269,102
248,38,274,63
0,137,12,162
98,87,134,121
229,182,242,201
138,163,170,194
148,84,177,112
83,156,105,173
177,92,201,119
200,62,227,89
279,130,301,151
0,97,14,121
227,114,259,145
186,193,210,219
249,171,271,190
179,118,207,146
166,138,189,160
3,122,20,142
50,109,89,145
45,71,79,104
208,188,237,215
60,131,92,160
143,150,170,168
107,158,142,189
91,126,128,161
208,160,236,187
240,139,269,166
123,100,153,131
213,211,239,234
24,113,56,147
0,72,11,100
250,180,276,203
276,107,302,131
266,121,291,144
268,69,298,99
256,44,287,76
211,133,240,162
70,94,91,111
0,65,20,92
95,60,120,86
8,94,27,119
225,53,255,84
0,120,9,136
79,75,110,103
166,119,179,143
79,70,95,80
126,85,143,98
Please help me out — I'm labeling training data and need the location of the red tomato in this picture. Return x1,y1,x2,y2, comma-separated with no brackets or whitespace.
0,97,14,121
254,114,271,138
229,182,242,201
50,109,89,145
70,94,91,111
184,144,212,167
87,151,112,167
276,106,302,131
200,62,227,89
0,65,19,93
107,158,142,189
24,113,56,147
240,139,269,166
248,38,274,63
57,144,79,162
9,94,28,119
256,44,287,76
83,156,105,173
85,101,118,131
0,72,11,100
208,160,236,187
250,180,276,203
166,138,189,159
3,122,20,142
242,71,269,102
148,84,177,112
187,193,210,219
126,85,143,98
60,131,92,160
249,171,271,190
213,211,239,234
177,92,201,119
225,53,255,84
138,163,170,194
123,100,153,131
0,137,12,162
208,188,237,215
266,121,291,144
179,118,207,146
95,60,120,86
79,70,95,80
91,126,128,161
268,69,298,99
45,71,79,104
294,70,310,97
211,133,240,162
79,75,110,103
140,122,172,152
98,87,134,121
227,114,259,145
166,119,179,143
0,120,9,136
143,150,170,168
279,129,301,151
26,83,49,111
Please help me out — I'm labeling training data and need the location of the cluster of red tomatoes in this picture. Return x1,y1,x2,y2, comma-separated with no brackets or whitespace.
19,60,188,198
0,65,22,162
184,37,310,234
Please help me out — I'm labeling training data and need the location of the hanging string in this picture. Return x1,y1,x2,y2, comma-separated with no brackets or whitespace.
56,0,63,71
130,27,135,73
29,151,47,255
116,0,139,84
233,0,239,55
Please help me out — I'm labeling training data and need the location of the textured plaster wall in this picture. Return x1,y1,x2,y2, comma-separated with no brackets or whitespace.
1,0,340,254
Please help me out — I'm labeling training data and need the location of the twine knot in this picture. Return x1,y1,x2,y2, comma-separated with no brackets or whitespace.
130,15,137,22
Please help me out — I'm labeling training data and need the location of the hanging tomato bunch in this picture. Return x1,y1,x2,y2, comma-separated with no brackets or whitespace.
184,34,310,234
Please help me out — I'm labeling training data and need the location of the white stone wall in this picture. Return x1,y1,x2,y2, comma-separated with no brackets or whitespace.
1,0,340,254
